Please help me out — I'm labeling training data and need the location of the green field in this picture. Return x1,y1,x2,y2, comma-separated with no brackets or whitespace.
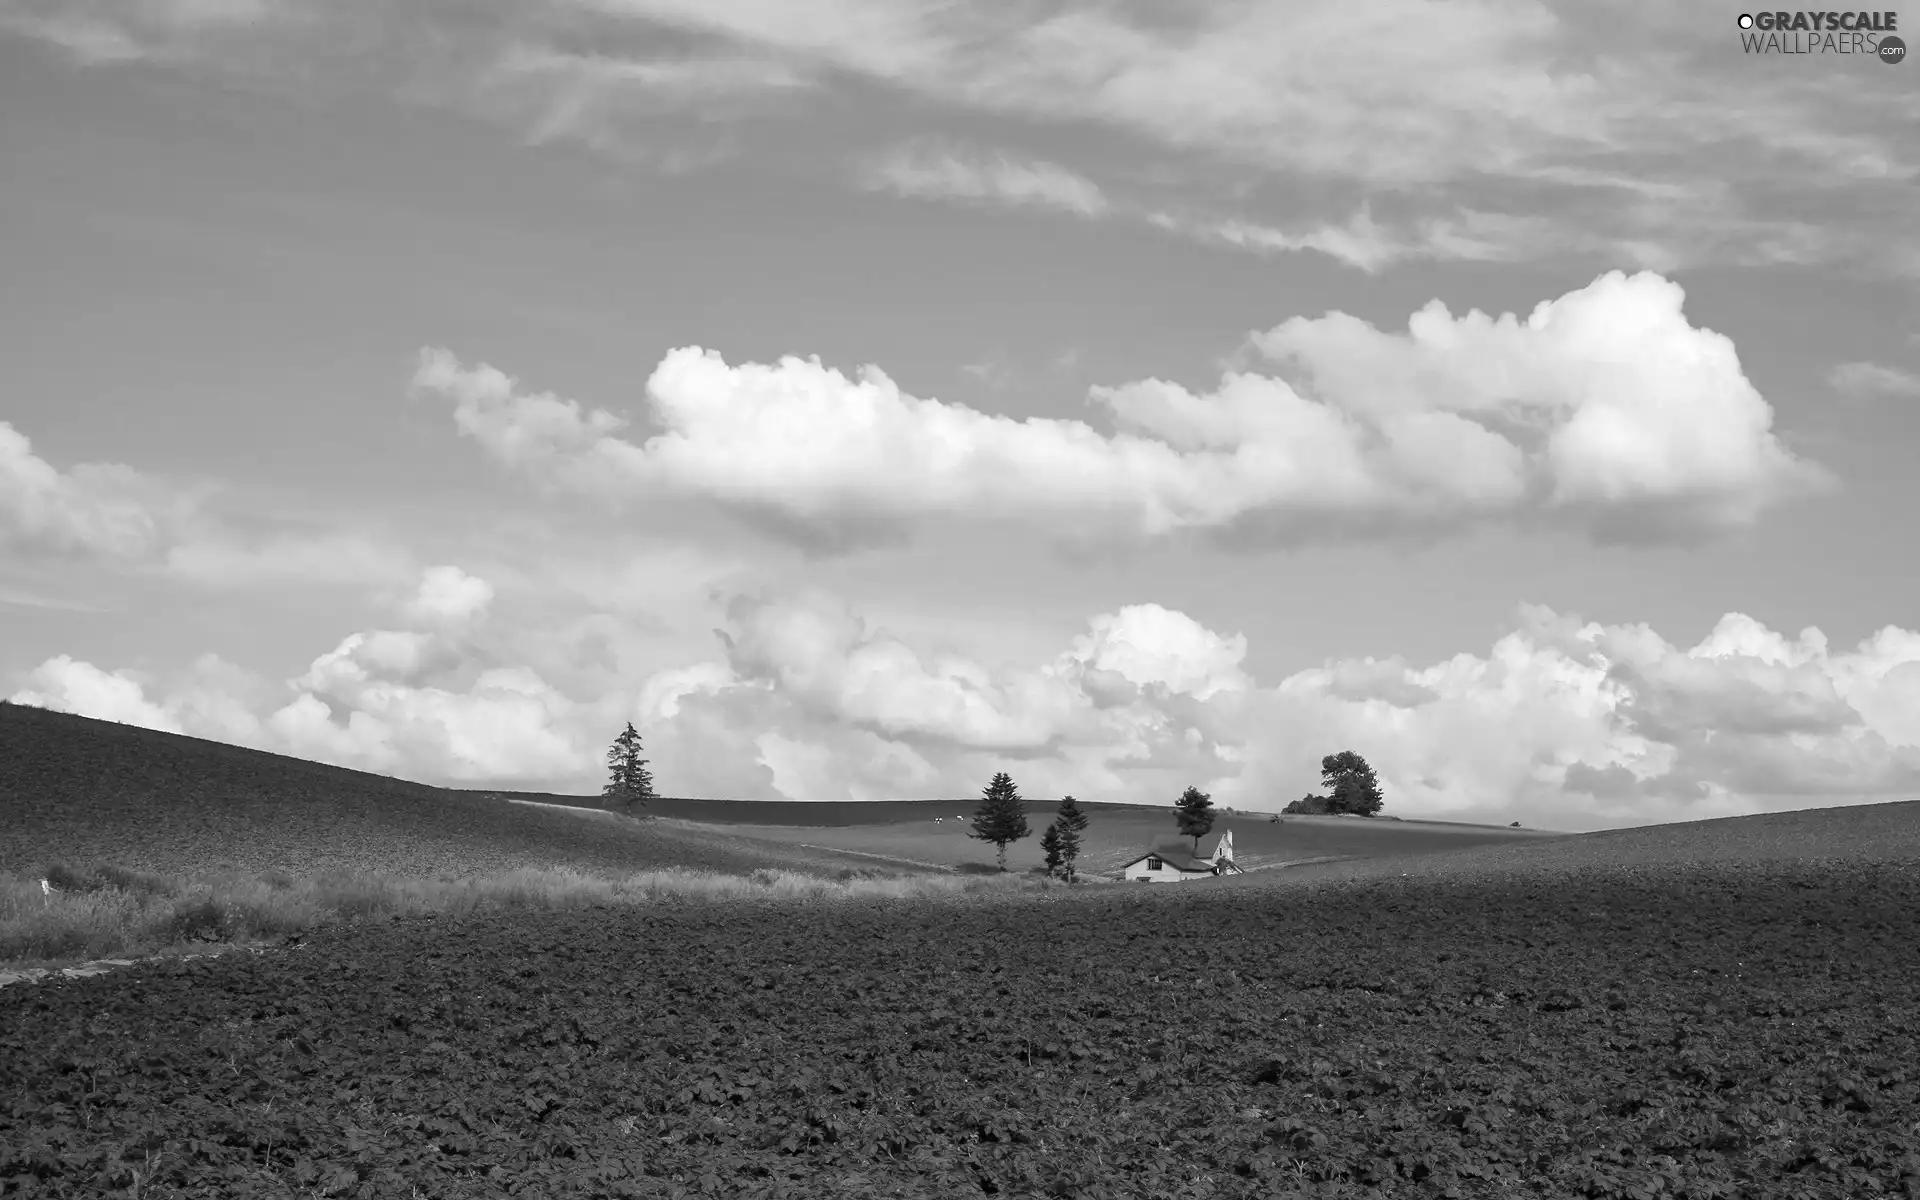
663,808,1568,878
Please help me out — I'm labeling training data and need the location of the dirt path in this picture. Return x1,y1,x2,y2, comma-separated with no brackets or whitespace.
0,939,309,991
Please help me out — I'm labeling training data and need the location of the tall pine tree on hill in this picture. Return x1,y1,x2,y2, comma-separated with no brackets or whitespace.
603,723,656,815
1053,794,1090,883
970,771,1030,871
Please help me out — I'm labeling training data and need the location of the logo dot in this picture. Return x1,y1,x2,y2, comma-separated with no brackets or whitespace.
1880,35,1907,64
1737,13,1754,28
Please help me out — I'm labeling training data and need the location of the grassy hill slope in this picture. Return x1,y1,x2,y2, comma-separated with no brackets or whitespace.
477,790,1172,826
0,704,903,884
1217,796,1920,889
679,808,1571,877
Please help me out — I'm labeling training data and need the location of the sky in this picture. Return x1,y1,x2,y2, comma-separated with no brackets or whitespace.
2,0,1917,832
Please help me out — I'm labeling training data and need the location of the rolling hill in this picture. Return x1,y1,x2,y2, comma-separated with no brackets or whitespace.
0,703,909,884
8,699,1916,894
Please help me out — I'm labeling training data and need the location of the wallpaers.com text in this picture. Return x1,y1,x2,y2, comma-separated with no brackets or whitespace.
1737,10,1905,59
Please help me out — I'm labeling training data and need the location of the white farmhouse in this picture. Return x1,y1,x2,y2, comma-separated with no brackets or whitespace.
1120,829,1242,883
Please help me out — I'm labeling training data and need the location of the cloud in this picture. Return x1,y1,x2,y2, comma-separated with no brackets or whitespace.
9,656,183,733
13,0,1912,275
0,0,289,65
162,530,417,588
0,419,418,589
1143,207,1543,274
862,144,1510,273
0,421,176,559
493,42,815,107
410,346,630,481
450,41,816,166
9,561,591,786
416,271,1828,551
1246,270,1832,532
861,142,1109,217
1828,360,1920,399
622,592,1920,828
12,583,1920,828
555,0,1915,274
401,565,496,626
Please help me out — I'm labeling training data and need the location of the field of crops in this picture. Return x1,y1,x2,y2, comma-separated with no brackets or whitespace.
679,810,1567,878
6,852,1920,1198
5,704,1920,1197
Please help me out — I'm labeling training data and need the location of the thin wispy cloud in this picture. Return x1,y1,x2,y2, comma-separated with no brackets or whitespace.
477,42,817,159
0,421,415,588
565,0,1919,274
861,142,1109,218
7,0,1913,276
1829,360,1920,399
863,144,1516,273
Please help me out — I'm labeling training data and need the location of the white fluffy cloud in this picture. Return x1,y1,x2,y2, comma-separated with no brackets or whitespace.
0,419,416,588
13,571,1917,829
638,594,1920,828
0,422,172,559
415,272,1829,551
9,565,588,786
10,656,184,733
401,565,496,626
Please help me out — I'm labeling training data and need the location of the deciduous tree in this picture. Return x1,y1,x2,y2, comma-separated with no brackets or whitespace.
1174,785,1215,853
1321,751,1384,817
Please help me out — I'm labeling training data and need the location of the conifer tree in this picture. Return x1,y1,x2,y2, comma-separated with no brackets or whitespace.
603,722,656,814
1040,824,1064,877
1174,784,1216,854
969,771,1030,871
1054,794,1090,883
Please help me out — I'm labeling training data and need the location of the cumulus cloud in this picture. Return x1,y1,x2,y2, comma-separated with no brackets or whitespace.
9,656,183,733
619,593,1920,828
410,347,630,481
8,561,593,787
11,584,1920,828
0,422,174,559
415,271,1829,551
401,565,496,626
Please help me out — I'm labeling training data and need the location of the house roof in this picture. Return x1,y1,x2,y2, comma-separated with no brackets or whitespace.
1121,828,1237,873
1121,847,1217,872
